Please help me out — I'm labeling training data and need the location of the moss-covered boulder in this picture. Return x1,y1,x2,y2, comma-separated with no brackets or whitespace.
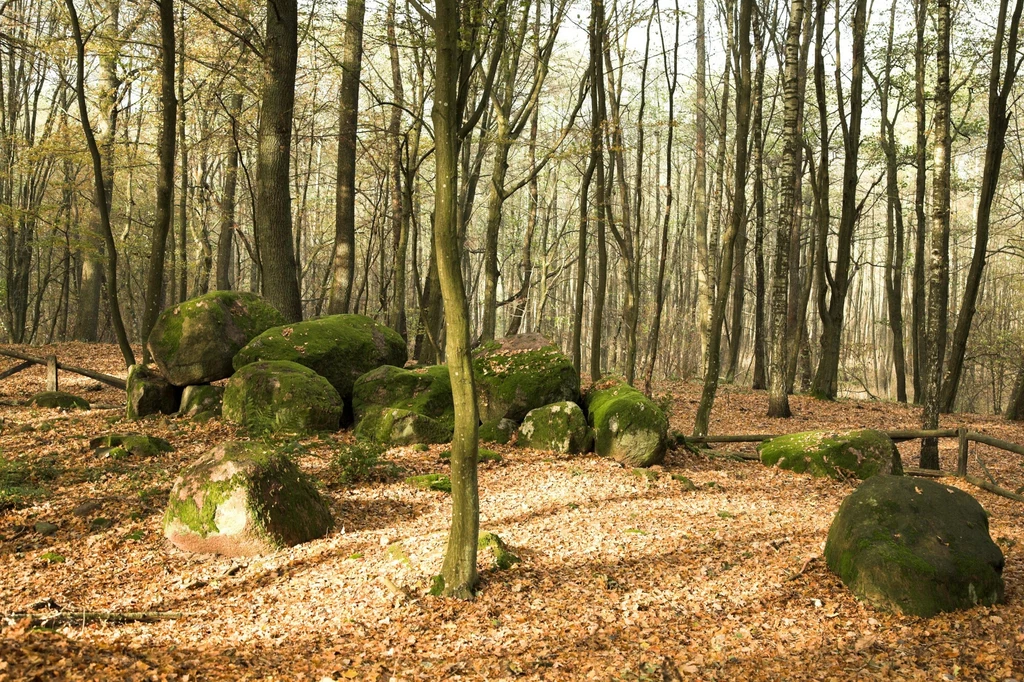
233,314,407,417
585,377,668,467
163,441,333,556
352,365,453,422
126,364,181,420
479,418,517,445
91,434,173,458
29,391,89,411
758,429,902,480
222,361,343,435
148,291,285,386
825,475,1004,617
472,333,579,424
354,407,452,445
517,401,593,454
179,384,223,418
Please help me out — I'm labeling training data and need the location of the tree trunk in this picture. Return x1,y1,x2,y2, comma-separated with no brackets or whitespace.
911,0,928,403
328,0,365,315
811,0,866,400
141,0,178,360
216,93,243,290
750,11,767,390
920,0,951,469
939,0,1023,412
386,0,407,337
693,0,751,436
254,0,303,322
767,0,805,418
65,0,135,367
177,4,189,304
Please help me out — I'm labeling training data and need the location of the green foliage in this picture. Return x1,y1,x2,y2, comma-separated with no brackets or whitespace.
329,441,403,485
405,473,451,493
40,552,65,564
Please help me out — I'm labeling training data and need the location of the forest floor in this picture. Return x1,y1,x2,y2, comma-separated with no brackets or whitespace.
0,343,1022,681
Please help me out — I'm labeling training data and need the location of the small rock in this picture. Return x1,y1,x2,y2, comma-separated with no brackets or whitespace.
34,521,58,536
72,500,103,517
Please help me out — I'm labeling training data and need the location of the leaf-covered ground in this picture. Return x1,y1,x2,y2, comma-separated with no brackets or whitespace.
1,344,1022,681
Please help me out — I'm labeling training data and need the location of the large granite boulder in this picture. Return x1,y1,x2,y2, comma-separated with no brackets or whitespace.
517,401,593,454
759,429,902,480
126,364,180,420
352,364,453,423
351,364,454,444
222,360,343,435
472,334,579,424
354,407,452,445
233,314,407,415
163,441,333,556
148,291,285,386
585,377,668,467
825,475,1004,617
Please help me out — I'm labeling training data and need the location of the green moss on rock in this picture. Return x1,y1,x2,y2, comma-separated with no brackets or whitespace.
824,474,1004,617
478,532,520,570
585,377,668,467
479,418,517,444
179,384,224,418
233,314,407,418
90,434,173,457
472,333,579,423
354,407,452,445
516,401,593,454
758,429,902,480
352,364,453,423
29,391,89,411
163,441,333,556
222,360,343,436
405,473,451,493
148,291,285,386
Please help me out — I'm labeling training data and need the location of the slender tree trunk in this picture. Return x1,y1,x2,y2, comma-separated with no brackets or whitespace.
751,11,767,390
811,0,866,399
911,0,928,403
216,94,243,290
694,0,711,373
768,0,805,418
254,0,303,322
141,0,178,359
328,0,365,314
939,0,1023,412
877,0,909,403
65,0,135,367
177,4,188,303
74,0,121,342
920,0,951,469
387,0,407,337
643,0,679,395
694,0,751,436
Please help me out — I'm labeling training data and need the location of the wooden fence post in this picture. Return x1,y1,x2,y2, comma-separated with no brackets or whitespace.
957,427,969,477
46,355,58,392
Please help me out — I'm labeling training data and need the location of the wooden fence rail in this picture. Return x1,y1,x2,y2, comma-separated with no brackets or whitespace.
0,348,126,391
681,427,1024,503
